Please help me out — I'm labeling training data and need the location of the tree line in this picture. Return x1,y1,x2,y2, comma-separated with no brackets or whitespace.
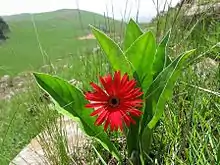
0,17,10,41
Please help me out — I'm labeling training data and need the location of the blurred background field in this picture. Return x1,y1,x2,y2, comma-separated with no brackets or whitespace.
0,9,117,75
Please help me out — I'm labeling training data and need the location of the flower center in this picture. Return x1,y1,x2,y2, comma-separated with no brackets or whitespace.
109,97,120,107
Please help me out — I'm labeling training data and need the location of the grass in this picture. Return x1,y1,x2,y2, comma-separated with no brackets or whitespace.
0,0,220,164
0,47,111,164
0,9,122,76
150,67,219,164
0,85,47,164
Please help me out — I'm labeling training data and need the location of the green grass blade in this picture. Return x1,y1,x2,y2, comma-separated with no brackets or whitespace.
123,19,143,51
33,73,122,161
92,145,108,165
217,144,220,165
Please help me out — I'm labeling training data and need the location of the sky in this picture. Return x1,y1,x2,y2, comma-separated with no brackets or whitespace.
0,0,180,22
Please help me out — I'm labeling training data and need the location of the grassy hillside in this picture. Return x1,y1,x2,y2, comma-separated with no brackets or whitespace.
0,9,116,76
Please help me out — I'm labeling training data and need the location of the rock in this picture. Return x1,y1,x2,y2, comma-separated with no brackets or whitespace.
0,75,12,94
10,116,86,165
17,82,23,88
0,75,10,83
0,73,30,101
195,57,219,78
184,2,220,17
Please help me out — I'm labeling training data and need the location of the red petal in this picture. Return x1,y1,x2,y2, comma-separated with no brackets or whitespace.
90,107,105,116
125,88,141,96
125,100,143,107
119,79,136,95
120,73,128,87
123,115,130,127
124,80,136,91
104,117,110,131
124,89,143,99
128,108,143,117
123,114,136,127
85,92,108,101
95,110,108,125
90,82,108,97
99,74,113,95
110,122,114,131
108,111,123,132
85,102,105,108
112,71,121,94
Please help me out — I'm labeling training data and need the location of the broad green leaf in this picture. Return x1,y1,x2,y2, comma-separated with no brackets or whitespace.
124,19,143,51
147,49,196,129
90,25,131,74
33,73,122,161
152,30,171,77
140,49,195,156
125,31,156,92
126,31,156,159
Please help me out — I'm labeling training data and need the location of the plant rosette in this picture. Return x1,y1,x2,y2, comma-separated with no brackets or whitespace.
34,19,195,164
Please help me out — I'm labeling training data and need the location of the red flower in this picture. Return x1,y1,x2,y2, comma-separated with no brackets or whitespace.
85,71,143,132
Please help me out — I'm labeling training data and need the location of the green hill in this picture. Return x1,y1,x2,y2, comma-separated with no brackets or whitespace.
0,9,113,76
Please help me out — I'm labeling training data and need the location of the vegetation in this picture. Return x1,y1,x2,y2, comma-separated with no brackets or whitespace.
0,17,9,41
0,9,122,76
0,0,219,165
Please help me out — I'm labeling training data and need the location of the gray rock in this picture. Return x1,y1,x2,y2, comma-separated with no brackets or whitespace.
10,116,86,165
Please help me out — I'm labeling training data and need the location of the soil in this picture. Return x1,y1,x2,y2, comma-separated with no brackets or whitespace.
78,33,95,40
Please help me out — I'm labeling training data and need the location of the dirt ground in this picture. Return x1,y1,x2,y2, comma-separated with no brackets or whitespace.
78,33,95,40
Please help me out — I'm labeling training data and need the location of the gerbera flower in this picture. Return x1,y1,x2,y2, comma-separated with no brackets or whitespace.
85,71,143,132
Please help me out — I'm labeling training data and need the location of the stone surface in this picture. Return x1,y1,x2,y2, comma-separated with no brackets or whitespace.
0,73,29,101
10,116,86,165
184,2,220,16
195,57,218,77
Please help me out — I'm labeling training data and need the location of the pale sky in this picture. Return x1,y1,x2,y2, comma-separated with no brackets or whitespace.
0,0,180,21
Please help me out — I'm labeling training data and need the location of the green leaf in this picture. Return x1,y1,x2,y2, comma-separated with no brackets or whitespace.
125,31,156,160
140,49,195,157
124,19,143,51
147,49,196,129
33,73,122,161
152,30,171,77
125,31,156,92
90,25,131,74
